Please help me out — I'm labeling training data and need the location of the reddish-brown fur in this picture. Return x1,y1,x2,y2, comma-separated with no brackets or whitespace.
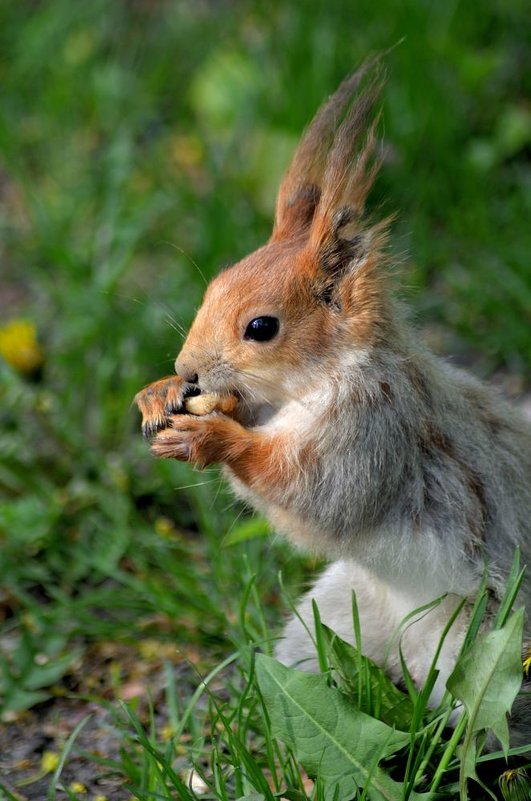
151,415,300,490
135,61,390,478
135,375,186,437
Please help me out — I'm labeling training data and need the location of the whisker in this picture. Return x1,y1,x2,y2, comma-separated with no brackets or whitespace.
212,471,231,507
161,241,209,288
175,478,220,491
164,317,187,338
233,368,304,406
223,505,248,538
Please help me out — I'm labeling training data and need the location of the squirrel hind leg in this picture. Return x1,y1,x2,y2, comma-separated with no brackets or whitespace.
274,560,399,673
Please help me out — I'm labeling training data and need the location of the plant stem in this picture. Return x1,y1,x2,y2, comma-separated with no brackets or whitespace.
430,712,467,793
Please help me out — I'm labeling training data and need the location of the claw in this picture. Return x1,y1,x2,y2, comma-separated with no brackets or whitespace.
134,375,187,438
142,416,168,439
183,384,201,399
164,400,183,415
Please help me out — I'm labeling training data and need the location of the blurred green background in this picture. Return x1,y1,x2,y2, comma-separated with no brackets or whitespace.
0,0,530,729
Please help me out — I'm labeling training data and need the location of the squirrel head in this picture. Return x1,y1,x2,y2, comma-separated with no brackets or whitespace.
176,58,394,409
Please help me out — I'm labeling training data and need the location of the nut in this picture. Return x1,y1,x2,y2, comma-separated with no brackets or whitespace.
184,392,238,416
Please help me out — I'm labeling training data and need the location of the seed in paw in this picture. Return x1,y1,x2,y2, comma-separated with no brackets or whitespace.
184,393,238,416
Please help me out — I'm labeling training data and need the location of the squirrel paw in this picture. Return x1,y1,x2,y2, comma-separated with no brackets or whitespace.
134,375,190,438
150,413,242,468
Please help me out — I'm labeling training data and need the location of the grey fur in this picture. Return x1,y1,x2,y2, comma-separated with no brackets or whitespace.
156,61,531,745
262,327,531,745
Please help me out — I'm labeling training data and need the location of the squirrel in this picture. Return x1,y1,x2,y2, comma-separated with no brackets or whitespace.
135,59,531,746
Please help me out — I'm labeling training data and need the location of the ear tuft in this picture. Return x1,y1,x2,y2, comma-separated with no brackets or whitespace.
271,56,383,244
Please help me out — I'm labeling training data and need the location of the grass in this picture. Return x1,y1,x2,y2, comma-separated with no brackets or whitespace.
0,1,530,799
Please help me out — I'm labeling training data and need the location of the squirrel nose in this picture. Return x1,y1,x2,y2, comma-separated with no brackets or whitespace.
175,361,198,384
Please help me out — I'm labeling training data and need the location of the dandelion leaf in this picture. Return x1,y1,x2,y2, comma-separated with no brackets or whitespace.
256,654,433,801
447,608,524,751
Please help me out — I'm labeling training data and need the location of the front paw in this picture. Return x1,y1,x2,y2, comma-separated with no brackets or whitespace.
150,414,243,468
134,375,193,438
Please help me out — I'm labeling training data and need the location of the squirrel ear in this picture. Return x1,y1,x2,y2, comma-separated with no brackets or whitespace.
313,217,391,312
270,60,379,244
283,60,390,317
271,183,321,242
309,63,383,257
303,61,387,309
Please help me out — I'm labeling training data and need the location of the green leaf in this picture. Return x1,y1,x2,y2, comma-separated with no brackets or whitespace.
447,608,524,747
47,715,92,801
0,687,50,715
447,608,524,799
235,795,265,801
322,626,415,731
256,655,432,801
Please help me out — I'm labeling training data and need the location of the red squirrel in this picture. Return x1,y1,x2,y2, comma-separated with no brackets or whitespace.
135,60,530,745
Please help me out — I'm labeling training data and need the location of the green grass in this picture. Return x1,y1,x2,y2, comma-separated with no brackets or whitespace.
0,1,530,799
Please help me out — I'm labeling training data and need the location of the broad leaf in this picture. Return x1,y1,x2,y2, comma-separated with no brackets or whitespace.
447,608,524,799
256,654,433,801
447,608,524,748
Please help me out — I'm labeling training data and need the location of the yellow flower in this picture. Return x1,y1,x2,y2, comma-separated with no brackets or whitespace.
0,319,44,374
160,723,174,741
499,767,530,801
154,517,176,538
68,781,87,794
41,750,60,773
523,650,531,679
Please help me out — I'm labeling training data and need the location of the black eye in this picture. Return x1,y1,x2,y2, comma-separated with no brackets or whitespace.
244,316,279,342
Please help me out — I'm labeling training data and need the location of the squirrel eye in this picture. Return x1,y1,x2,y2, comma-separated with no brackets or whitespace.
244,316,279,342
